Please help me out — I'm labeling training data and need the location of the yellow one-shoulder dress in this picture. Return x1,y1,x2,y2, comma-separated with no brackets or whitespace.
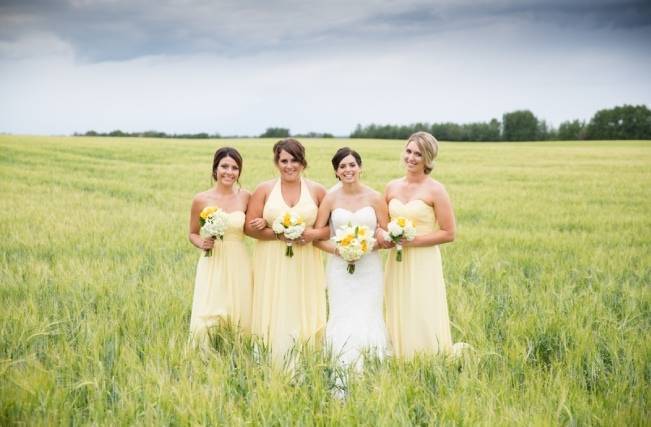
384,199,454,358
189,211,252,347
251,178,327,364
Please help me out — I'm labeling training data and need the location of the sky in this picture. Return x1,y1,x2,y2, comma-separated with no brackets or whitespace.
0,0,650,136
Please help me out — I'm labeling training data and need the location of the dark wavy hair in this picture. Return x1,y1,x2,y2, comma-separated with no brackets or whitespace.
273,138,307,168
212,146,243,184
331,147,362,180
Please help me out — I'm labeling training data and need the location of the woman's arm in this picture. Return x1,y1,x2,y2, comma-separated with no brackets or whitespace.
301,181,330,244
376,183,394,249
188,195,215,251
372,191,390,250
244,183,277,240
308,193,334,248
313,239,337,255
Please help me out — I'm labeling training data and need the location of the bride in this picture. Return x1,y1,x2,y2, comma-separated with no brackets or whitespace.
313,147,390,369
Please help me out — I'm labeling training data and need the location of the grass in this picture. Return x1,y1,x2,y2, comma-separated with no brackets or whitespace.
0,135,649,425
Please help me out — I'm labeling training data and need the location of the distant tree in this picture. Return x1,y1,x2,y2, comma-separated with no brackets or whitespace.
557,120,587,140
108,130,126,137
487,118,502,141
537,120,553,140
502,110,539,141
143,130,167,138
350,124,364,138
296,132,335,138
463,119,501,141
586,104,651,140
84,130,98,136
260,127,290,138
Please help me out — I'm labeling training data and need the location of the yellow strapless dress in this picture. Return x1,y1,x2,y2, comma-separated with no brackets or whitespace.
251,178,327,365
384,199,454,358
189,211,252,347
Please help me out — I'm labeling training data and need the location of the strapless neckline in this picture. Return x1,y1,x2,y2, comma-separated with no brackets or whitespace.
389,199,429,208
331,206,377,232
333,206,375,215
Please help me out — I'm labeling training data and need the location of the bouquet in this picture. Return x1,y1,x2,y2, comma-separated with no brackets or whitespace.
272,211,305,257
387,216,416,262
332,223,376,274
199,206,229,257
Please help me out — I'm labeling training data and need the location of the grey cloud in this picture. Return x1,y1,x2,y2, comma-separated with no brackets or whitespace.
0,0,649,62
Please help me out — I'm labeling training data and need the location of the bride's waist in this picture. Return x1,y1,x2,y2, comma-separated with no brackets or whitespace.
328,251,381,264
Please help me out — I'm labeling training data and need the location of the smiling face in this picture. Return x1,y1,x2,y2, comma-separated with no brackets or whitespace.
403,141,425,174
215,155,240,186
276,149,304,181
336,154,361,183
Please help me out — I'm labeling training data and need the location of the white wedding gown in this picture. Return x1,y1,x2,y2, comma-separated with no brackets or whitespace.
326,207,389,369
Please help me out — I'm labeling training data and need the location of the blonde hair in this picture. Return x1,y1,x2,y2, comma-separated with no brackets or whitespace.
407,131,438,174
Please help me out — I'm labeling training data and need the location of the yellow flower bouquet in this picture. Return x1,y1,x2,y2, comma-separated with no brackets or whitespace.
332,223,376,274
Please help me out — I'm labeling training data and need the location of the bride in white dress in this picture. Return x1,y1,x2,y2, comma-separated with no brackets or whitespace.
313,148,390,369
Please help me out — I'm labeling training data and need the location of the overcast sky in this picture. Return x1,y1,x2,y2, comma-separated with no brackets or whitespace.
1,0,650,136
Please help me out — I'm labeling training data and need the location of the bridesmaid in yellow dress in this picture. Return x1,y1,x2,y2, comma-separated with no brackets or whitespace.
188,147,252,348
245,138,328,365
381,131,465,358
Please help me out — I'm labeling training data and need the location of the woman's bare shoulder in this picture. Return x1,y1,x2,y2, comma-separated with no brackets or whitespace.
253,179,276,194
192,189,214,203
306,178,327,192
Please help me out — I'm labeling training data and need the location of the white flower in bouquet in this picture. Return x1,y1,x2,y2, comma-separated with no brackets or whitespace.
199,206,229,257
332,223,376,274
272,211,306,257
387,216,416,261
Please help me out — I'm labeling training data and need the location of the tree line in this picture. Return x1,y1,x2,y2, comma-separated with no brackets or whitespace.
351,105,651,141
75,130,223,139
76,104,650,141
76,128,335,139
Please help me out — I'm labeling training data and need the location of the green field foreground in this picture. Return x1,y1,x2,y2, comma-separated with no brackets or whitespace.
1,135,649,425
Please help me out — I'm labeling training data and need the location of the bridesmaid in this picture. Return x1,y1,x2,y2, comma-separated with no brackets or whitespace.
245,138,328,365
188,147,252,348
382,131,465,358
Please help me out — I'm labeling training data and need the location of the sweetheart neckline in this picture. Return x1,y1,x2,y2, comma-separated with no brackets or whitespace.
201,208,245,215
389,198,429,207
332,206,375,215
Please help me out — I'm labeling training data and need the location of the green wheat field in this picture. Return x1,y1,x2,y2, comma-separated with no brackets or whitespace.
1,135,649,425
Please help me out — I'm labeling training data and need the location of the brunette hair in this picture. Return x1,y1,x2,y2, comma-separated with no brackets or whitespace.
331,147,362,180
272,138,307,168
407,131,438,174
212,146,243,183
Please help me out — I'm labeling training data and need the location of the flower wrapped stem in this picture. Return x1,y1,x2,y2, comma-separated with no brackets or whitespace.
387,216,415,262
272,211,305,258
347,263,355,274
203,235,222,257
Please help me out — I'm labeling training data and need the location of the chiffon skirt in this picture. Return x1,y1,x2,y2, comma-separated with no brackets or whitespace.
189,239,252,348
251,240,327,364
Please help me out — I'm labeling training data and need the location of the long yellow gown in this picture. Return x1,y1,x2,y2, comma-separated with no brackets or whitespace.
384,199,454,358
189,211,252,347
251,178,327,364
